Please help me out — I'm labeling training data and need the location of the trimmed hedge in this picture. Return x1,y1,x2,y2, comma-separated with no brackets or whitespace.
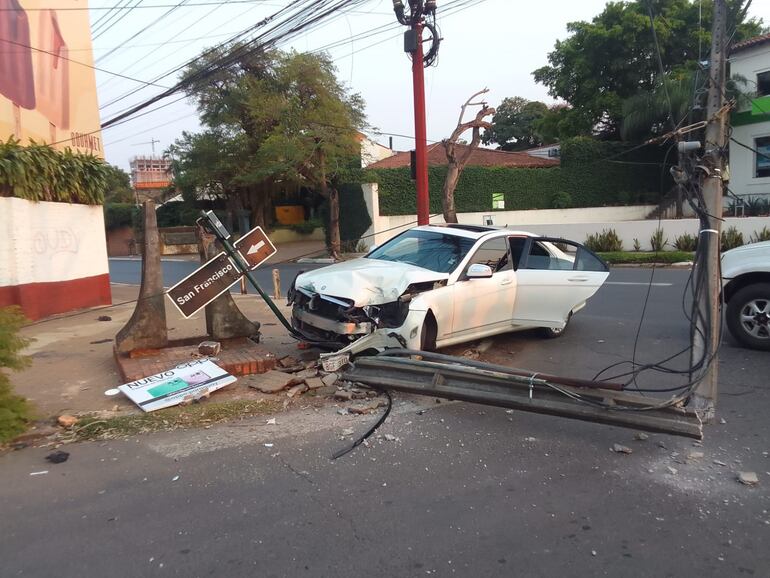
368,137,671,216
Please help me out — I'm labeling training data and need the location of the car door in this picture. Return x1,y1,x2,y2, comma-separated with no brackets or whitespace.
451,237,516,337
511,238,609,328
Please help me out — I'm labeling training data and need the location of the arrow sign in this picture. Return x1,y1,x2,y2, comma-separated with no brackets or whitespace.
234,226,276,270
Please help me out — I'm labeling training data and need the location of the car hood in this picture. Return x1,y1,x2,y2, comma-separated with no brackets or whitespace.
294,258,448,306
722,241,770,279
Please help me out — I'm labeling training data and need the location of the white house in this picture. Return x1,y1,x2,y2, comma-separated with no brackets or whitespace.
729,33,770,203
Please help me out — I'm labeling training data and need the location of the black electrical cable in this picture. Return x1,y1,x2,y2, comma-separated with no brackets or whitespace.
331,387,392,459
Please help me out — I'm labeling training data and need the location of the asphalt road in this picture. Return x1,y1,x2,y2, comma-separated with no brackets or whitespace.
2,267,769,577
108,257,323,292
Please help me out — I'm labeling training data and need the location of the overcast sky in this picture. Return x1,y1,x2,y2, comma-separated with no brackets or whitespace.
90,0,770,171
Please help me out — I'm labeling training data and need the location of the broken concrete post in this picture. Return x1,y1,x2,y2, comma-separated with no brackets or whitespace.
115,201,169,353
197,225,260,340
272,268,281,299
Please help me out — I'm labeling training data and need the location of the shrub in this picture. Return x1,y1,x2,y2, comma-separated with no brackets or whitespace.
750,226,770,243
290,219,322,235
721,226,744,251
744,196,770,217
550,191,572,209
674,232,698,251
633,238,641,251
585,228,623,252
650,227,667,252
103,203,138,231
0,307,32,442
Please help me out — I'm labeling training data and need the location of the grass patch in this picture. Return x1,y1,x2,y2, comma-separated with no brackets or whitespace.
71,398,284,441
597,251,694,265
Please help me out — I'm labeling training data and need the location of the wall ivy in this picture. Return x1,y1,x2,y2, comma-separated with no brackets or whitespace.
367,137,671,216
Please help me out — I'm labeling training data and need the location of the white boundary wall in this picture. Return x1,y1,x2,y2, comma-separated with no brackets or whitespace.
360,183,770,250
0,197,109,286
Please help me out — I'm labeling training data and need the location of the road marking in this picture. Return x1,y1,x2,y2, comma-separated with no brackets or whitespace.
606,281,673,287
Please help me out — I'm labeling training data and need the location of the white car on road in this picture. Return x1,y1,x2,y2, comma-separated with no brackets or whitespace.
722,240,770,350
288,225,610,353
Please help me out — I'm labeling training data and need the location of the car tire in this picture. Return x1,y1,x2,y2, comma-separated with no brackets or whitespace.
540,312,571,339
420,313,437,352
726,283,770,351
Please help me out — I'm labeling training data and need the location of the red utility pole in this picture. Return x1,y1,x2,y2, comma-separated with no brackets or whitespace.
393,1,439,226
411,22,429,225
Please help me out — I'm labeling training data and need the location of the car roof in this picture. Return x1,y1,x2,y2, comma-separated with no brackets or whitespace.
415,224,537,240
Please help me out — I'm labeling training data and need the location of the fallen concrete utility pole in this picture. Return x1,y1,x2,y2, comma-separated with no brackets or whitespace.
342,355,703,440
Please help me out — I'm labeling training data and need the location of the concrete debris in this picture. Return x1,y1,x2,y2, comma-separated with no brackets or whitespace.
524,437,537,442
45,451,70,464
315,385,337,396
342,428,354,436
266,418,277,425
383,434,397,442
248,370,297,393
286,383,308,398
337,408,349,416
334,389,354,402
633,432,649,441
321,373,339,387
713,460,727,466
349,400,387,415
57,415,79,428
688,451,705,461
666,466,678,475
304,377,325,390
737,471,759,486
476,338,495,353
293,368,318,381
197,341,221,356
278,356,300,368
612,444,633,454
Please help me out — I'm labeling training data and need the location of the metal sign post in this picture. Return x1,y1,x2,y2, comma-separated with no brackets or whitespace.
193,212,299,338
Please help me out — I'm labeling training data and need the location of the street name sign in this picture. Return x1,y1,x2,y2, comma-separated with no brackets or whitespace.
167,252,241,318
233,225,276,270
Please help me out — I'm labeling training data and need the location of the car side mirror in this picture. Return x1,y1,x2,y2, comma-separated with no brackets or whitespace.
466,263,493,279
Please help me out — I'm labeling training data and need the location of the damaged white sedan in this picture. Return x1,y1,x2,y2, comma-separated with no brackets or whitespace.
288,225,610,355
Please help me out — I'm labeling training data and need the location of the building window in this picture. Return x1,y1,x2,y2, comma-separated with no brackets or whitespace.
492,192,505,209
758,70,770,97
757,136,770,178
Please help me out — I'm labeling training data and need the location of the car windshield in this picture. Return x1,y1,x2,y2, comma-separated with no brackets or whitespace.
366,229,476,273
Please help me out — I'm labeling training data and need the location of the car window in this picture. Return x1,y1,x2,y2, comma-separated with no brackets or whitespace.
366,229,475,274
523,239,608,272
509,237,527,270
524,241,558,270
468,238,511,273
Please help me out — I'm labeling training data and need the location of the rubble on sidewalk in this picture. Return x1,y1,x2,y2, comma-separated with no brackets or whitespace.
57,415,79,428
198,341,221,356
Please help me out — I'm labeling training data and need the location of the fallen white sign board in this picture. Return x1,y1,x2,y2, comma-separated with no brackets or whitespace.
118,359,237,412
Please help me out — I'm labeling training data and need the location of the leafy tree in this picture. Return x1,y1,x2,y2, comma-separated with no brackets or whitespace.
173,47,365,255
533,0,765,138
102,164,134,204
482,97,548,150
534,105,594,143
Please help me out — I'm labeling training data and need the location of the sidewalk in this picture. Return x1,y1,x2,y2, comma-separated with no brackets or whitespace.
13,283,315,420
